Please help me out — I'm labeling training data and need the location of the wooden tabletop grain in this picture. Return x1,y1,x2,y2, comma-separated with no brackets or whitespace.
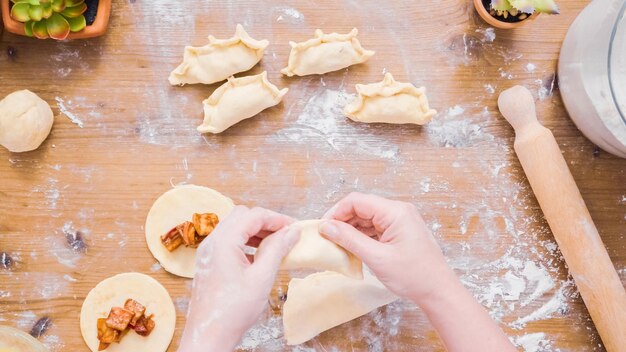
1,0,624,351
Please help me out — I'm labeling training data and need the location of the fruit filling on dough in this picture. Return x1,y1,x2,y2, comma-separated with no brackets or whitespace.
97,299,155,351
160,212,219,252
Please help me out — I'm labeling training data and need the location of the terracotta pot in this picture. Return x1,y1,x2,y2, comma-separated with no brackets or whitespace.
473,0,538,29
0,0,111,39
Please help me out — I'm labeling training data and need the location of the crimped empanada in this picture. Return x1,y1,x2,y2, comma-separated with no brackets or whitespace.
198,72,288,134
344,73,436,125
281,28,374,77
169,24,269,86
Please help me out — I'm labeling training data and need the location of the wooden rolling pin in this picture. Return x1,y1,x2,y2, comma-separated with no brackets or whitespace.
498,86,626,351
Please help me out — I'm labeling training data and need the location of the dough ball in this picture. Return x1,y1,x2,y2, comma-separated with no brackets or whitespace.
0,90,54,153
0,325,48,352
79,272,176,352
145,184,235,278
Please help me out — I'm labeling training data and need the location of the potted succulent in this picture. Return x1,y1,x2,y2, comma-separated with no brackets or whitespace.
1,0,111,40
473,0,559,29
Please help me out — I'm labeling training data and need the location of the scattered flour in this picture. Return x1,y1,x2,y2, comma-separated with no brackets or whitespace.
484,84,496,94
426,106,494,148
513,332,551,352
55,97,84,128
274,6,304,24
42,334,65,352
238,315,283,350
150,262,162,272
525,63,537,73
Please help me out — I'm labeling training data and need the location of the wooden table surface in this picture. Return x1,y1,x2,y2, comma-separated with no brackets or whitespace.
1,0,624,351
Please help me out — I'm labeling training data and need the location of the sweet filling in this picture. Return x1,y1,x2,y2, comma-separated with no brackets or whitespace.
160,213,219,252
97,299,155,350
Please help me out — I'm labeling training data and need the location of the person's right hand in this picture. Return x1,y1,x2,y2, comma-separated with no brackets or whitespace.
320,192,457,305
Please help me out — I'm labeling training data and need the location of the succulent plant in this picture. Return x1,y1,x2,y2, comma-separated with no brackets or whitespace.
490,0,559,19
10,0,88,40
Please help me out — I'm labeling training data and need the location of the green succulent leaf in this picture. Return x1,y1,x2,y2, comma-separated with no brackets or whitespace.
65,0,84,6
31,20,49,39
10,2,32,22
533,0,560,14
509,0,535,14
491,0,512,11
46,12,71,40
28,5,44,21
27,0,41,5
66,15,86,32
41,3,53,18
51,0,66,12
23,20,34,36
60,2,86,18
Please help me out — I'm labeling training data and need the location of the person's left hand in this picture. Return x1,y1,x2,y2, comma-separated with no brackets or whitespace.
177,206,298,352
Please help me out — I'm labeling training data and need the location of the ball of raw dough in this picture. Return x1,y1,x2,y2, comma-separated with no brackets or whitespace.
0,90,54,153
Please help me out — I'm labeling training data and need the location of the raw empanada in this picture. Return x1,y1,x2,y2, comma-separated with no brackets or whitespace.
281,28,374,77
344,73,437,125
283,270,398,345
198,72,288,134
256,220,363,279
169,24,269,86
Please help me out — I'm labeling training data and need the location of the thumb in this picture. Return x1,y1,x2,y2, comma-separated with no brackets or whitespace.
319,220,380,261
252,227,300,273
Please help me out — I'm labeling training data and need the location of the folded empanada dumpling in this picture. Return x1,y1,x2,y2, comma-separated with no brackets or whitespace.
169,24,269,86
281,28,374,77
344,73,437,125
283,270,398,345
198,72,288,134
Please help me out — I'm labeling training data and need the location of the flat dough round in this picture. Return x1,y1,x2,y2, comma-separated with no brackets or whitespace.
145,184,235,278
0,325,48,352
79,273,176,352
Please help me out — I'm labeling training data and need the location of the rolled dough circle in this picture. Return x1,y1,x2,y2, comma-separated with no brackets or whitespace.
0,90,53,153
0,325,48,352
79,272,176,352
145,184,235,278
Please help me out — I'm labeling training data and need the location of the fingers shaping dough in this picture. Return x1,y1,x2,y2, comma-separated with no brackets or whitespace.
283,270,398,345
145,184,235,278
198,71,288,134
79,273,176,352
169,24,269,86
257,220,363,279
281,28,374,77
0,90,53,153
0,325,48,352
344,73,437,125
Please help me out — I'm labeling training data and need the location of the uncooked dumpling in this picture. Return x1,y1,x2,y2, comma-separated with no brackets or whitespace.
281,28,374,77
0,90,53,153
256,220,363,279
344,73,437,125
79,272,176,352
0,325,48,352
283,270,398,345
145,184,235,278
198,71,288,134
169,24,269,85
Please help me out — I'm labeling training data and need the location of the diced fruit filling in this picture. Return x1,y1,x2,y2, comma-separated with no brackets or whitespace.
160,213,219,252
97,299,155,351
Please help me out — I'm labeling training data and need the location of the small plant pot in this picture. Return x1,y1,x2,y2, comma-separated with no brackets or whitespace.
473,0,538,29
1,0,111,39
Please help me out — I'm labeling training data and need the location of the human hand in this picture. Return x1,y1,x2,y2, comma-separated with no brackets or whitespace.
178,206,299,352
320,192,457,306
